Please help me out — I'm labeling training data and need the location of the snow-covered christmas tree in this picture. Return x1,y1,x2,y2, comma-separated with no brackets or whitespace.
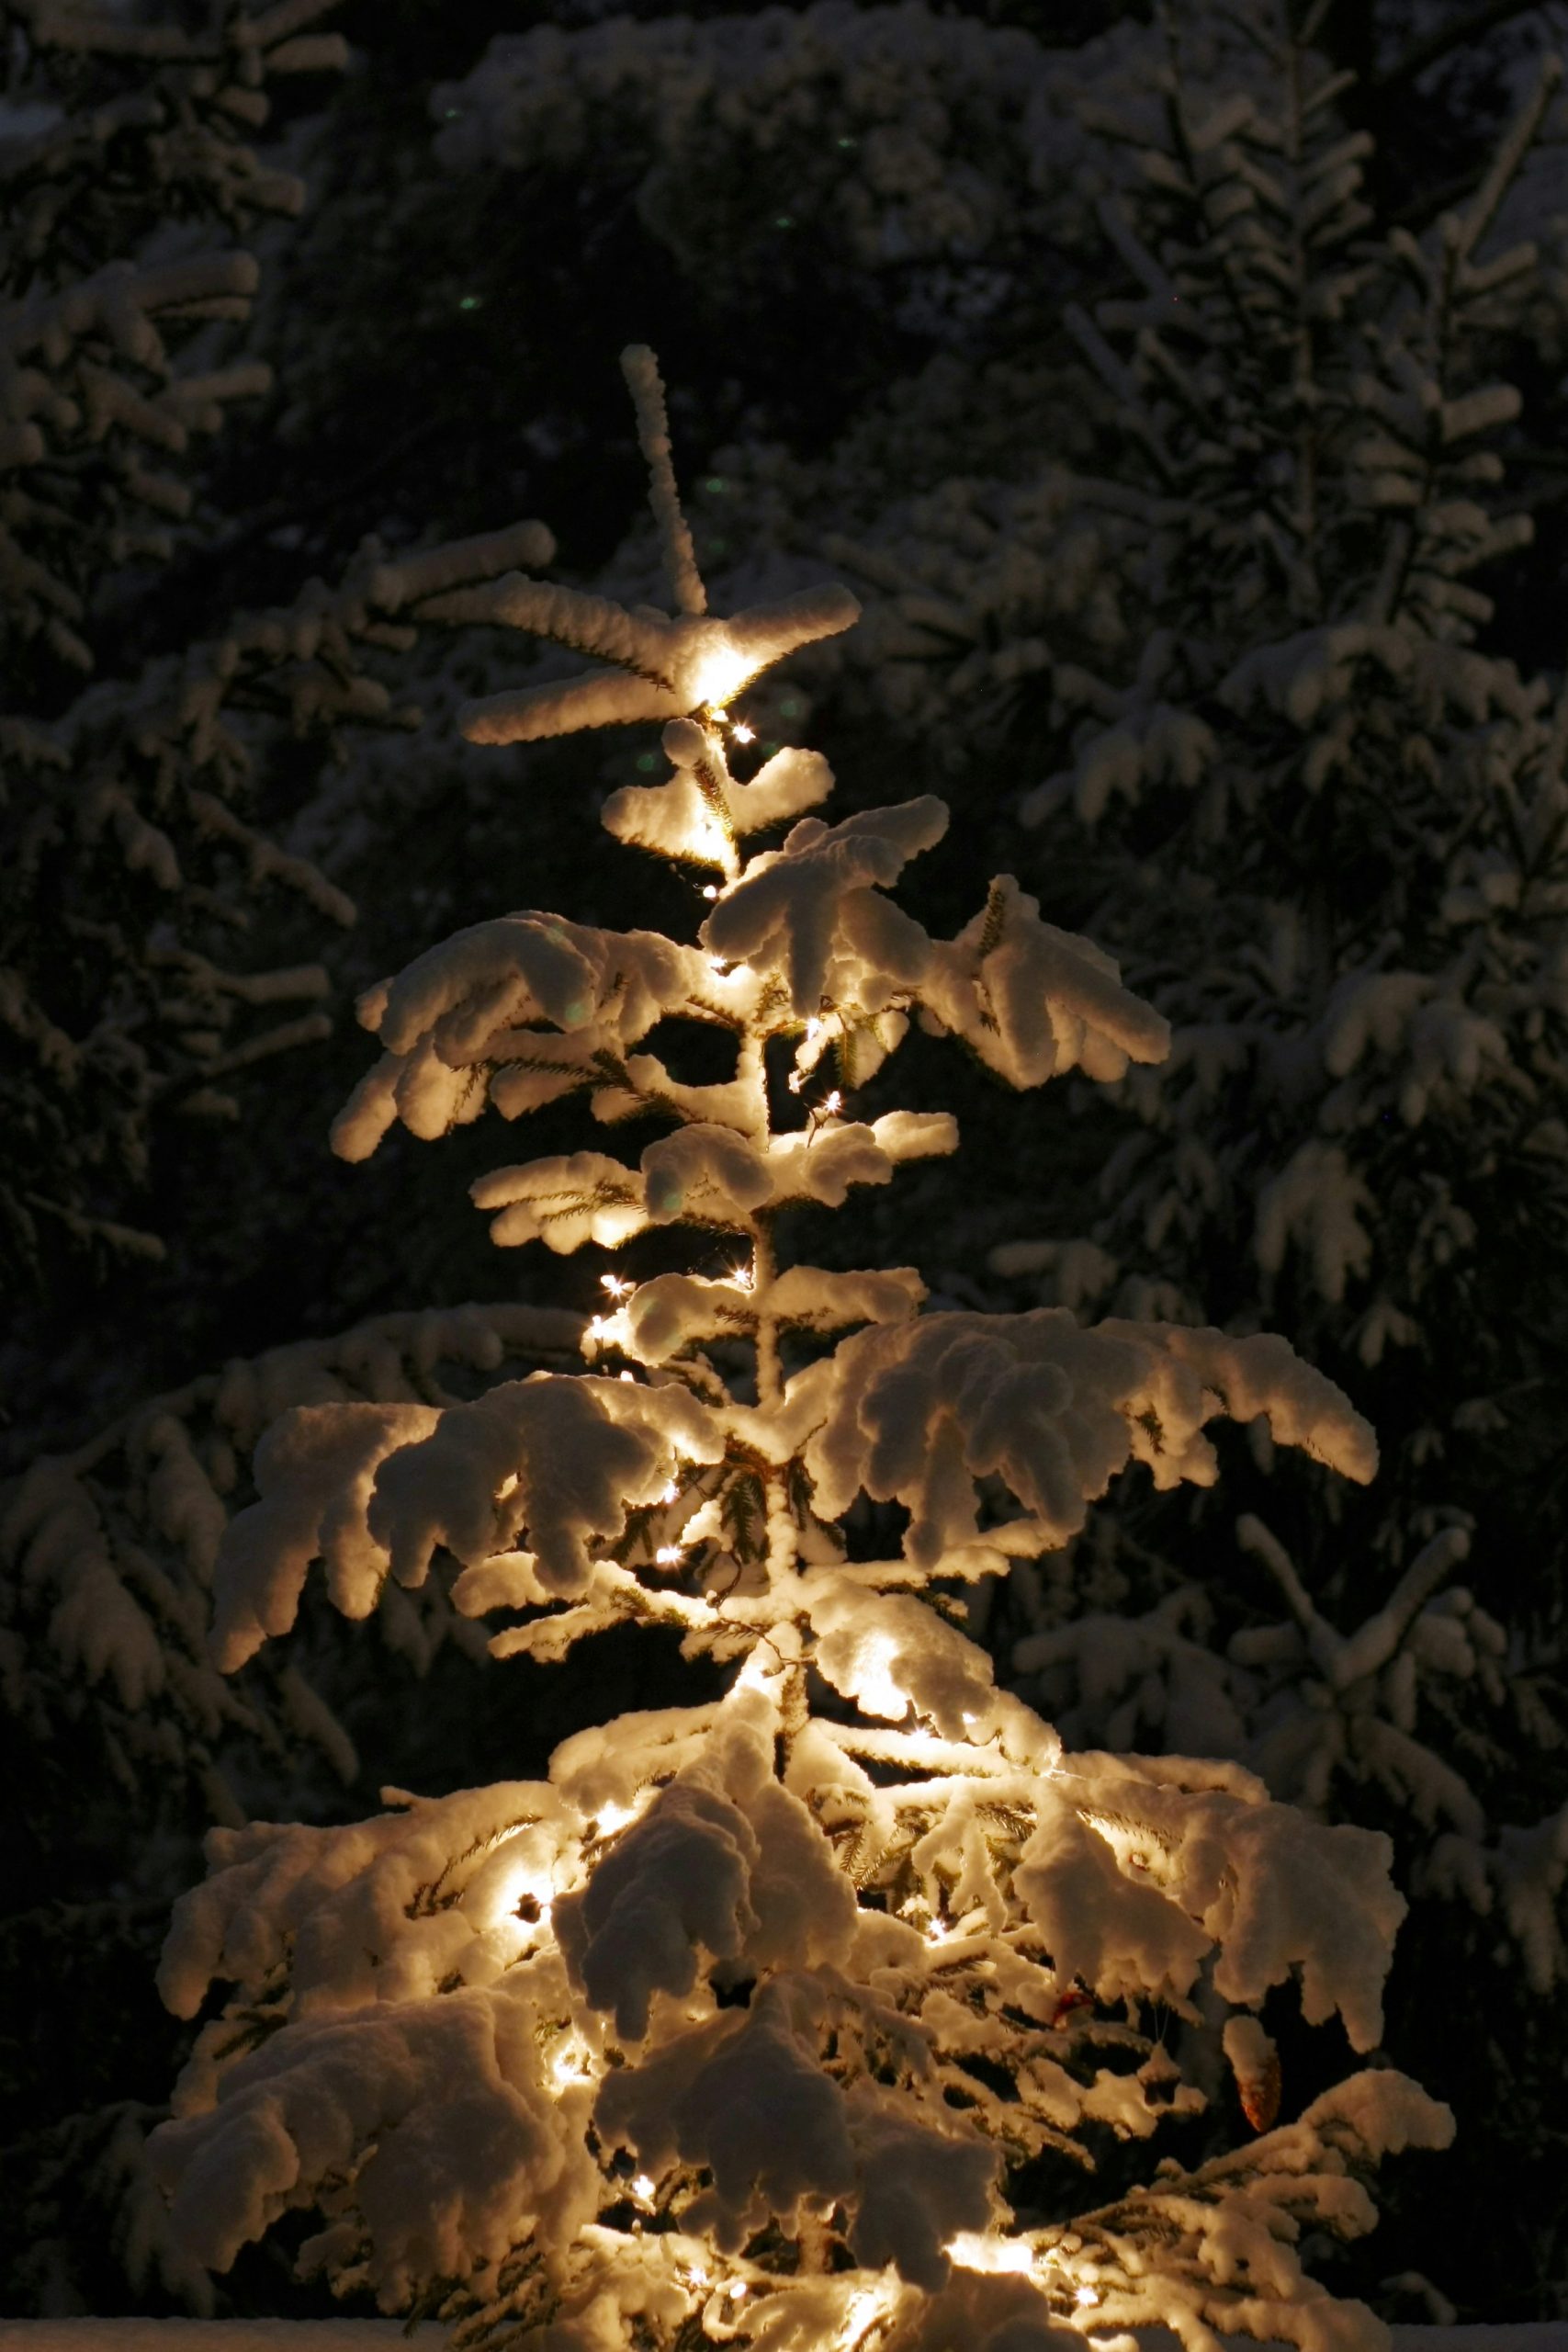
145,351,1452,2352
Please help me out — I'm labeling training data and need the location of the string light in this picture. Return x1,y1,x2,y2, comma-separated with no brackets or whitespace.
655,1544,684,1566
731,720,755,743
688,637,755,712
702,884,720,899
728,1261,755,1293
854,1636,908,1720
549,2039,592,2090
601,1273,632,1297
806,1086,843,1140
945,2233,1036,2277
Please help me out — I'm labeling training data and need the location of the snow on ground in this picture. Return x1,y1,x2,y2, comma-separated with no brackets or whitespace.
3,2325,1567,2352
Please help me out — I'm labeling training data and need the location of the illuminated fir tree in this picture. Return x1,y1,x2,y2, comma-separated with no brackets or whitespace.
147,352,1450,2352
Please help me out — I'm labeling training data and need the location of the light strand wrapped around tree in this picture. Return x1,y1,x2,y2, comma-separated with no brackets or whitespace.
148,352,1450,2352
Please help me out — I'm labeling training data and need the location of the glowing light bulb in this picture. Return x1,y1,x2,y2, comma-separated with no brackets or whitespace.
655,1544,684,1566
729,1261,755,1293
601,1273,631,1297
728,2283,749,2302
855,1637,908,1721
631,2174,656,2203
549,2038,591,2089
691,642,752,711
821,1089,842,1117
945,2233,1036,2277
620,1370,636,1383
702,884,719,899
1075,2286,1100,2309
659,1479,680,1504
594,1801,636,1836
731,720,755,743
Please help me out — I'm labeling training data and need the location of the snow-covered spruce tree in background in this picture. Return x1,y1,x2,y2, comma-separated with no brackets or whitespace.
983,20,1568,1936
39,0,1562,1439
142,352,1451,2352
0,0,551,1289
811,13,1568,2301
822,14,1568,1966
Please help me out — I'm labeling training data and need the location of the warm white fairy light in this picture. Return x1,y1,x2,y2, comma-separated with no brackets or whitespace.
945,2232,1035,2277
487,1855,556,1931
691,640,753,711
821,1089,842,1116
1076,2285,1101,2308
702,883,719,899
787,1069,805,1093
631,2173,657,2203
853,1636,908,1721
729,1261,755,1293
655,1544,684,1566
601,1272,632,1298
549,2035,592,2090
593,1800,637,1836
659,1478,680,1504
731,719,755,743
